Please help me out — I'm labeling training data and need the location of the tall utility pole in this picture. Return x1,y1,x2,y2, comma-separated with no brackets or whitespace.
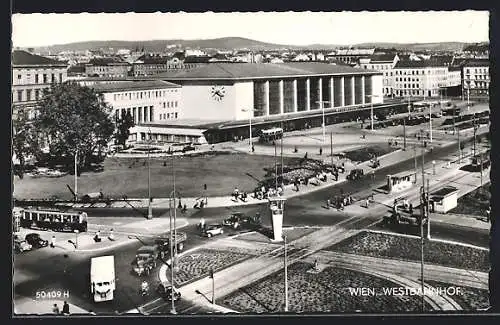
428,104,433,143
147,129,153,219
420,134,426,312
169,154,177,314
274,140,278,191
74,149,78,202
315,100,331,143
427,178,431,240
414,144,418,183
403,117,407,151
280,122,284,185
330,133,334,169
284,235,288,312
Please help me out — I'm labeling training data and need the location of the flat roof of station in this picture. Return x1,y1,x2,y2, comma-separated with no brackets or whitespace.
431,186,459,198
155,62,381,81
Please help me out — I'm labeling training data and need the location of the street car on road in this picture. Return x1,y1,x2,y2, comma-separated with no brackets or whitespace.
25,233,49,248
202,224,224,238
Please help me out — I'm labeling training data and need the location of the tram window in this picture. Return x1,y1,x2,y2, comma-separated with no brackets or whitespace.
71,215,79,223
24,212,31,220
37,213,45,222
53,215,62,223
63,215,71,223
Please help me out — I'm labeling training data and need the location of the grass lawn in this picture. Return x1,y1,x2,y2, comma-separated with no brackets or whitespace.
448,183,491,216
219,262,432,313
424,280,489,311
13,152,298,200
327,231,489,272
344,145,397,162
173,248,253,287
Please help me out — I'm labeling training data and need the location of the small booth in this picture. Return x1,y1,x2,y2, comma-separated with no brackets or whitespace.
386,174,413,194
429,186,459,213
269,197,286,242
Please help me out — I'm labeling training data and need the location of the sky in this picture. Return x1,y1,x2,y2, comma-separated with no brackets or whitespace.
12,11,489,48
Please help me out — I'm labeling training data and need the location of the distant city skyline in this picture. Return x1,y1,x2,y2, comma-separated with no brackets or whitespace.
12,11,489,48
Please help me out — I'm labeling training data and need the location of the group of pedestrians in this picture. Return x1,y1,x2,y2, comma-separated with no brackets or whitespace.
52,301,70,315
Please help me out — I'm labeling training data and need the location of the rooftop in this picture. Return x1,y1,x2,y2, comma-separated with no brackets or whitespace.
87,57,129,66
431,186,459,198
367,54,398,63
155,62,380,81
394,60,450,69
12,50,67,66
89,80,180,93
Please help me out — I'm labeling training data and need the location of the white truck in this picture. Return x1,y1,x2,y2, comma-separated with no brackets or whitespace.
90,255,115,303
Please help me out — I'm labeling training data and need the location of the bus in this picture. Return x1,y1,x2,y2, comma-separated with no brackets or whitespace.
17,207,88,232
259,128,283,143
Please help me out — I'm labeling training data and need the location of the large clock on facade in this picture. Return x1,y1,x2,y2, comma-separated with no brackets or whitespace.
211,85,226,101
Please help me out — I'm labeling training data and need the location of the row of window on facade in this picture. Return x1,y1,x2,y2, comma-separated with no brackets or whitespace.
158,112,178,120
395,89,436,96
394,69,446,75
464,81,489,89
14,88,43,102
112,89,179,101
362,64,393,71
395,83,444,89
133,133,199,143
116,106,154,123
465,68,488,74
464,74,490,80
16,72,64,84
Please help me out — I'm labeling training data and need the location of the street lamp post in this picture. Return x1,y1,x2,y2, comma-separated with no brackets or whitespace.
315,100,332,143
168,154,179,314
147,128,153,219
241,108,257,152
428,104,433,143
74,149,78,202
367,95,381,131
284,234,288,312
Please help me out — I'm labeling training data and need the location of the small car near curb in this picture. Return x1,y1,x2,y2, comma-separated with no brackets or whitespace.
25,233,49,248
157,283,181,301
202,224,224,238
14,238,32,253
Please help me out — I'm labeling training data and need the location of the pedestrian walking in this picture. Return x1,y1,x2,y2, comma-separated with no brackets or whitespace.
304,152,308,160
178,199,182,209
319,148,323,156
62,301,70,315
204,183,207,191
108,229,115,241
486,206,491,222
252,145,255,153
50,235,56,248
52,303,60,314
326,199,331,209
366,198,370,208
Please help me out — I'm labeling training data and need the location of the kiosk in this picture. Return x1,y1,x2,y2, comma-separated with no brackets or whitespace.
269,197,286,242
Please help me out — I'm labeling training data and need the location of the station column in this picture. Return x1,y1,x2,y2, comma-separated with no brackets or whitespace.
265,80,270,116
293,79,298,112
279,80,284,115
340,77,345,107
361,76,366,105
306,78,311,111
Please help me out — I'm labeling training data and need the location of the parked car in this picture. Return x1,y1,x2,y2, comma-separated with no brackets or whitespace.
157,283,181,301
132,256,157,276
25,233,49,248
14,239,32,253
182,145,196,153
222,212,246,229
347,168,364,181
202,224,224,238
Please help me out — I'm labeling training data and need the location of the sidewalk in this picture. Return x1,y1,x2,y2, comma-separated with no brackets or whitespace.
14,298,90,315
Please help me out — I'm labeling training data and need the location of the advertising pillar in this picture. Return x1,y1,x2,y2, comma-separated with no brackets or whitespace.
269,198,286,242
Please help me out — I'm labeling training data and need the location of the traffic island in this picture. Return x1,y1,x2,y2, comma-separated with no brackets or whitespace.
171,248,254,287
218,262,432,313
424,280,489,311
327,231,489,272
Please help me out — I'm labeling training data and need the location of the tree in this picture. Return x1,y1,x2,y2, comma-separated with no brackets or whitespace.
115,112,135,149
12,109,41,178
35,82,115,173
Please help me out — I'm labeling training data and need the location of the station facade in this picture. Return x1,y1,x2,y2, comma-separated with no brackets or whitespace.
157,62,384,123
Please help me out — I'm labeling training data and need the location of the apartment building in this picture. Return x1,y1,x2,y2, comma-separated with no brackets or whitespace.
462,59,489,96
392,60,448,98
11,50,68,118
359,54,399,96
85,58,130,78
